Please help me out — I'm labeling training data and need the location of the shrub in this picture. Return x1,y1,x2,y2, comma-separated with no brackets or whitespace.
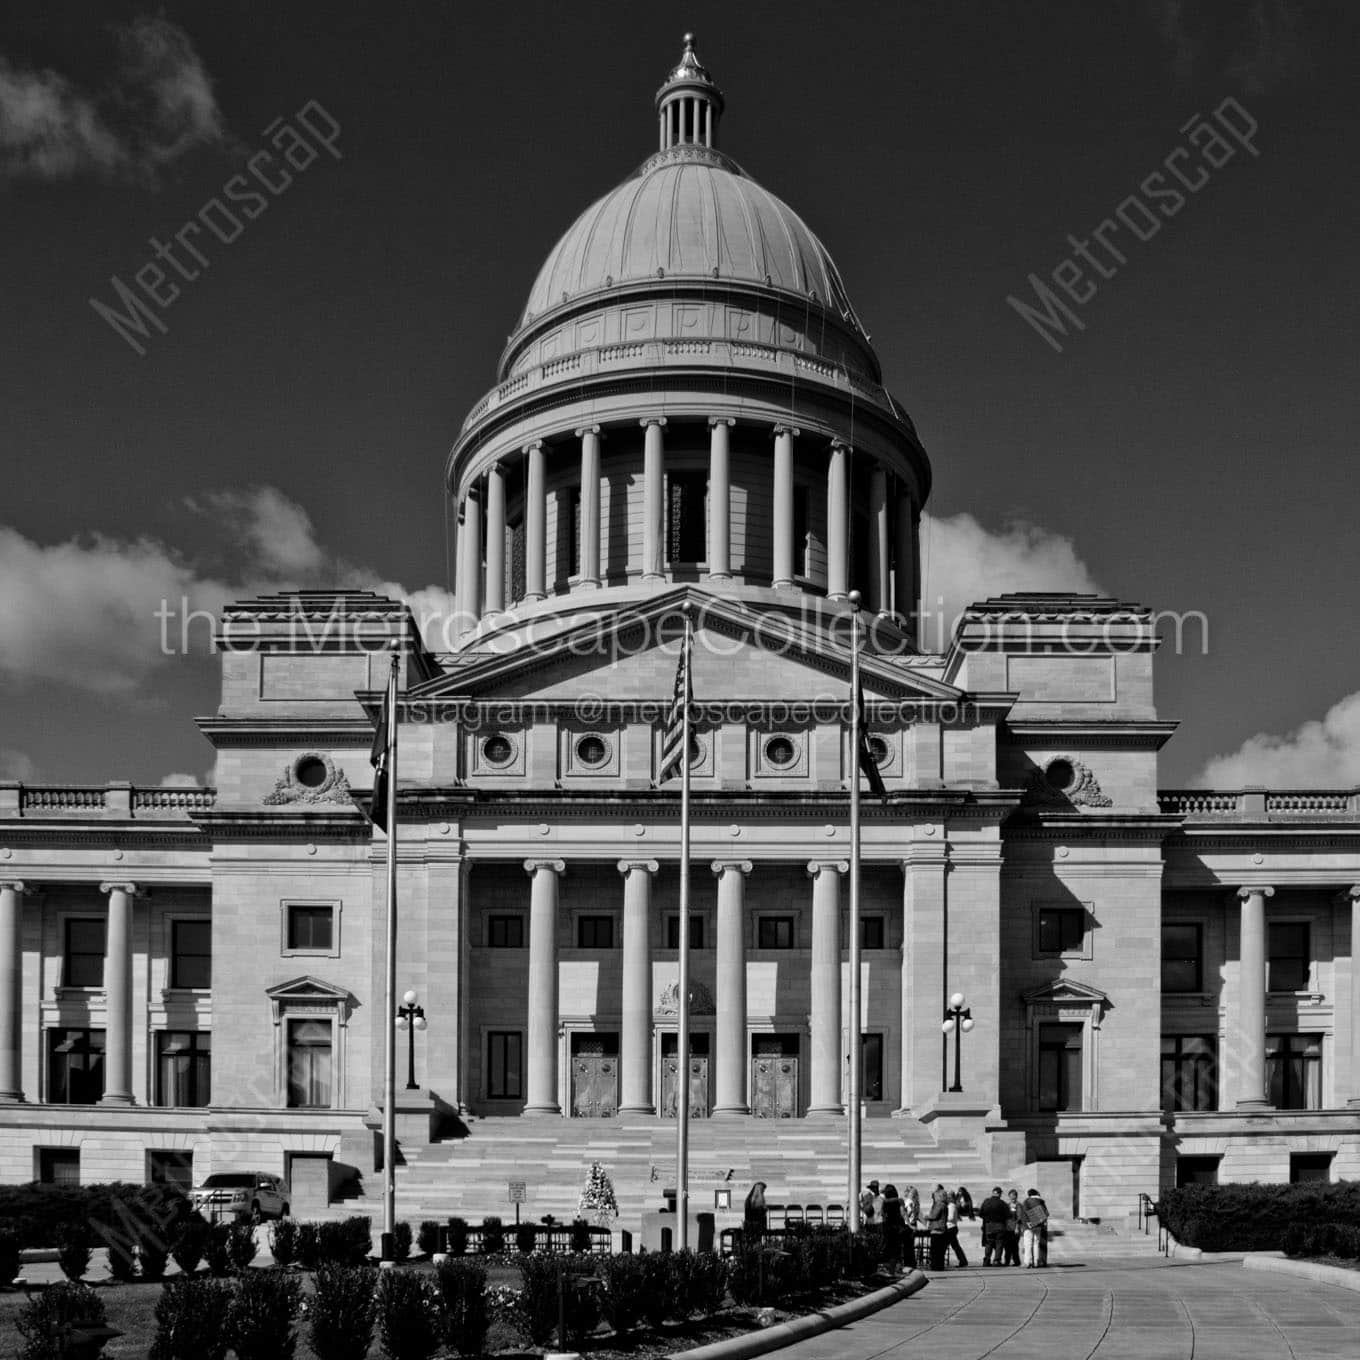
1284,1221,1360,1260
392,1220,412,1263
269,1217,299,1268
205,1221,234,1277
376,1268,442,1360
149,1277,233,1360
171,1212,211,1276
229,1219,259,1273
569,1218,592,1253
515,1221,537,1254
436,1259,490,1358
317,1219,371,1267
295,1222,321,1270
480,1215,505,1255
518,1254,600,1345
1282,1221,1309,1257
600,1251,648,1337
1158,1182,1360,1252
139,1234,170,1281
728,1244,795,1307
225,1269,303,1360
15,1281,106,1360
0,1181,184,1249
310,1264,378,1360
0,1227,20,1286
639,1249,671,1328
107,1227,139,1282
446,1217,468,1256
416,1220,441,1257
55,1224,91,1282
849,1223,886,1280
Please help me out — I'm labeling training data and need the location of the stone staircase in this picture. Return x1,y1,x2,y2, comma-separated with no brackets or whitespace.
392,1114,995,1231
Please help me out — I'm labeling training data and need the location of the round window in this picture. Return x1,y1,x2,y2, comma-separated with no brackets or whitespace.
482,734,515,767
295,756,328,788
1045,758,1076,793
765,736,797,768
576,734,610,768
867,736,890,768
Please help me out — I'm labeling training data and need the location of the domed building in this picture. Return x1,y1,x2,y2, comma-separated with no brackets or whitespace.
0,38,1357,1236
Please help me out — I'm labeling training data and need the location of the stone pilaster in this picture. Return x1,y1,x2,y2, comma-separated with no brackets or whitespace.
99,881,140,1105
826,441,849,600
484,463,506,615
618,859,659,1114
867,466,889,614
711,860,752,1116
707,418,733,581
1348,886,1360,1109
807,860,849,1115
898,848,946,1112
771,425,799,588
524,441,546,601
577,426,602,588
1234,885,1274,1110
0,881,27,1102
523,860,565,1114
641,418,666,581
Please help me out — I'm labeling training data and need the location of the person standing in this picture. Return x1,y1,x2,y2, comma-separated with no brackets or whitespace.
858,1179,880,1225
1004,1188,1022,1266
925,1185,949,1271
880,1183,905,1273
978,1186,1009,1266
945,1190,968,1266
1020,1188,1049,1267
744,1181,768,1242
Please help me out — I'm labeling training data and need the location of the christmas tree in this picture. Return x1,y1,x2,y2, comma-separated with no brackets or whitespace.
578,1160,619,1225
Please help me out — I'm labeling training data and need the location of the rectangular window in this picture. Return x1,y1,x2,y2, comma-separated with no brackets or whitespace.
157,1031,211,1108
667,470,707,563
64,918,105,988
1037,908,1085,955
1267,1032,1322,1110
1290,1152,1333,1184
148,1150,194,1192
1268,922,1310,992
577,915,614,949
47,1028,105,1104
487,914,525,948
1176,1155,1220,1188
508,516,526,603
286,904,334,953
38,1149,80,1186
860,916,885,950
1161,923,1203,993
286,1019,332,1108
1037,1022,1083,1112
757,916,795,950
487,1031,523,1100
861,1033,884,1102
171,920,211,989
666,915,706,950
1160,1034,1217,1112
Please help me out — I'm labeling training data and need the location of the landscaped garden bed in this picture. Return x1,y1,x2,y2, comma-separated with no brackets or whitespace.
1156,1180,1360,1252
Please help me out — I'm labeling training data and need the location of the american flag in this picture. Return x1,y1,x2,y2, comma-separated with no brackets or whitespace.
658,625,693,783
367,680,392,829
856,681,889,801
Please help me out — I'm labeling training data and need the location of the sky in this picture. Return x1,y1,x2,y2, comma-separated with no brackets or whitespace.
1,0,1357,789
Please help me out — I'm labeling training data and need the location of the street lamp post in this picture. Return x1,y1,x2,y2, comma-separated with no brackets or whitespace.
941,992,973,1093
396,989,427,1090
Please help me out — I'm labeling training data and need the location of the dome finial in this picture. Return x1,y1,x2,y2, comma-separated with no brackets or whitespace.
656,33,724,152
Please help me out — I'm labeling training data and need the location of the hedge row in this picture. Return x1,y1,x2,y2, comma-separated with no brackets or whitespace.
1159,1182,1360,1251
0,1181,185,1248
1283,1221,1360,1260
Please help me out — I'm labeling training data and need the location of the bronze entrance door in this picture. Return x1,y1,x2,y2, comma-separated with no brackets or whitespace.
751,1034,799,1118
570,1034,619,1118
661,1033,710,1118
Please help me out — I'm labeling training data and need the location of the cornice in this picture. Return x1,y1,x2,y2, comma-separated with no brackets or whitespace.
190,809,370,843
196,719,374,748
1004,722,1179,750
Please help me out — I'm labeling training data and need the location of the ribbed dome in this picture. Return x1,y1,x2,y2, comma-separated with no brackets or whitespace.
517,148,864,336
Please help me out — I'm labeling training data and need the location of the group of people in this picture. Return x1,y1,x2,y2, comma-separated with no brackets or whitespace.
859,1181,1051,1271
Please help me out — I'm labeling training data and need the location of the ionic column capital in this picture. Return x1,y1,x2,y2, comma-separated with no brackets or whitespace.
574,424,602,438
523,859,566,877
829,437,853,453
708,416,735,429
1236,885,1275,900
617,859,660,877
0,881,30,896
639,416,668,428
521,439,544,455
1345,885,1360,901
488,458,506,476
772,424,801,439
711,859,752,878
806,860,850,878
99,881,143,898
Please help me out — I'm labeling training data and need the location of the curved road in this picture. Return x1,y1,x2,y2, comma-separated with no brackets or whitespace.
778,1259,1360,1360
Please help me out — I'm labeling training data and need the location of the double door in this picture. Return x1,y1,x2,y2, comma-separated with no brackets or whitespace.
751,1034,800,1118
661,1032,710,1118
571,1034,618,1118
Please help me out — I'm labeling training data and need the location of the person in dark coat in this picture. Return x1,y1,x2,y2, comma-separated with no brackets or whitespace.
978,1186,1009,1265
924,1185,949,1271
879,1183,905,1272
744,1180,768,1241
1003,1188,1022,1266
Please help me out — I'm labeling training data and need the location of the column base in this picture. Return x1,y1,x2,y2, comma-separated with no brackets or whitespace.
706,572,732,583
1347,1097,1360,1111
1235,1098,1275,1112
99,1093,135,1106
618,1103,655,1116
710,1105,749,1118
521,1104,562,1117
0,1091,25,1103
577,578,601,590
771,579,795,590
806,1104,845,1117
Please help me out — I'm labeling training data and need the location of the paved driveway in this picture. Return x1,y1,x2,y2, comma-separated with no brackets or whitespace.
778,1259,1360,1360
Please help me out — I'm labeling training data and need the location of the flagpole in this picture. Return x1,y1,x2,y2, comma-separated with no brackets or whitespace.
847,592,863,1233
676,604,693,1252
381,639,400,1262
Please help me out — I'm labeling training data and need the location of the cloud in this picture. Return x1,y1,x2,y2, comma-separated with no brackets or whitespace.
919,511,1103,640
158,771,201,787
0,748,35,781
1195,691,1360,789
186,486,328,580
0,16,224,183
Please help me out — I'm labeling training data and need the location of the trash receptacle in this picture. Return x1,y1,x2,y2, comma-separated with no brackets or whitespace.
697,1212,715,1253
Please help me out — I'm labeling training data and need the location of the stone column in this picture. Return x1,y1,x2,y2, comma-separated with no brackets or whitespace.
808,860,849,1115
524,441,546,602
641,418,667,581
484,463,506,615
1235,885,1274,1110
712,860,752,1116
771,425,799,588
826,441,850,600
707,418,733,581
894,489,916,624
99,881,138,1105
1348,886,1360,1109
898,849,947,1112
577,425,602,588
0,881,26,1102
523,860,565,1114
867,466,889,614
618,860,658,1114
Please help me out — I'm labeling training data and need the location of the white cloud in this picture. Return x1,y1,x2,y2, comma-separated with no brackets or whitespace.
187,486,328,580
0,748,35,781
1195,691,1360,790
158,771,201,787
0,17,224,183
919,511,1103,641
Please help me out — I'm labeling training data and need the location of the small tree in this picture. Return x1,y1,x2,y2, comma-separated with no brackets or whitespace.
578,1161,619,1228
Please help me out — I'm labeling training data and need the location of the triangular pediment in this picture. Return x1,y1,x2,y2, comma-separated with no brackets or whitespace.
406,588,966,709
265,975,352,1004
1021,977,1110,1007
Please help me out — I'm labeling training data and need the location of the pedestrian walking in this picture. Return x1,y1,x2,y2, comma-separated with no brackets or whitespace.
945,1189,969,1266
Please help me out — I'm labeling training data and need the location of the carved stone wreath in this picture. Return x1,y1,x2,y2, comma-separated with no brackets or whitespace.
656,980,715,1016
1025,755,1112,809
263,752,353,806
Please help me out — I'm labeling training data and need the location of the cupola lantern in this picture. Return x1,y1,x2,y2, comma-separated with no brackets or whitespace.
656,33,724,150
